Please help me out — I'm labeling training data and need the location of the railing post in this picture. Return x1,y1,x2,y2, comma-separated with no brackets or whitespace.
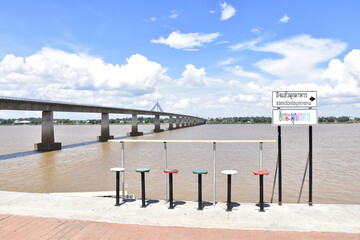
213,142,216,205
121,141,125,200
259,142,263,170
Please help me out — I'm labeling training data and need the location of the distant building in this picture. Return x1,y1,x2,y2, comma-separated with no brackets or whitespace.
14,120,31,125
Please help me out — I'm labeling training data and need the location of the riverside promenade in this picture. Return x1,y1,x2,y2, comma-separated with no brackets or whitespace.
0,191,359,239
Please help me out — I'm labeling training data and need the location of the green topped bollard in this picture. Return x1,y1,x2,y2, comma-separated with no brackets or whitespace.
136,168,150,208
192,169,208,210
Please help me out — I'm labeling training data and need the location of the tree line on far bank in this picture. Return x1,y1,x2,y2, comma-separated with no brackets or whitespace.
0,116,359,125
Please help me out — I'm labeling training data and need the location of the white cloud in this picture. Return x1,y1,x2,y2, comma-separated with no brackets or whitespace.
176,64,223,87
150,17,156,21
322,49,360,98
220,2,236,20
251,28,261,34
173,98,190,109
279,14,290,23
209,10,216,14
230,37,262,51
225,65,264,80
218,58,235,66
151,31,220,50
0,48,170,101
254,35,347,82
215,40,229,45
170,10,178,19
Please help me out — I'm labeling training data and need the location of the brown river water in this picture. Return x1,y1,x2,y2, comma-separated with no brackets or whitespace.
0,124,359,204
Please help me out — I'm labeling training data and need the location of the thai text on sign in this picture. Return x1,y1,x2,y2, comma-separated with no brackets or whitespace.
272,109,318,125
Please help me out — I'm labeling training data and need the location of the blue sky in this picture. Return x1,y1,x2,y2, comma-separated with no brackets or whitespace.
0,0,359,119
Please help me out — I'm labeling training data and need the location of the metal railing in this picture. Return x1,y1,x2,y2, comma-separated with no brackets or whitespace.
109,139,276,204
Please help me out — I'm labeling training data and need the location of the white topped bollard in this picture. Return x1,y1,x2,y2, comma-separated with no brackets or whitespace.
222,170,237,212
111,168,125,206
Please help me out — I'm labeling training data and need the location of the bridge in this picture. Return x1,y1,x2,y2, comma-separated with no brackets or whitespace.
0,96,206,151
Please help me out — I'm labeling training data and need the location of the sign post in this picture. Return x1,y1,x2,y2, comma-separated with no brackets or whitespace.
272,91,317,206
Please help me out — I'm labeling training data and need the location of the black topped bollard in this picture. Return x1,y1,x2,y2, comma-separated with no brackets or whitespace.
164,169,179,209
253,170,270,212
192,169,208,210
221,170,237,212
136,168,150,208
110,168,125,206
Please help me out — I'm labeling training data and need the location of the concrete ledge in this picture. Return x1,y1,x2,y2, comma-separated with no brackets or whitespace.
126,132,144,136
34,142,62,152
0,191,359,233
97,135,114,142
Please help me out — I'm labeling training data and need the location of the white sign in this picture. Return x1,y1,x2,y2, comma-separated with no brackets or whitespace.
272,91,317,108
272,109,318,125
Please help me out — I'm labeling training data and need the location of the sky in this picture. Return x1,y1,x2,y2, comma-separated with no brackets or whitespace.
0,0,360,119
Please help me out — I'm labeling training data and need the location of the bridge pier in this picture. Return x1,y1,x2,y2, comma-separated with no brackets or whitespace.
153,115,164,132
97,113,114,142
35,111,61,152
168,116,174,130
176,116,180,129
181,117,185,128
127,114,143,136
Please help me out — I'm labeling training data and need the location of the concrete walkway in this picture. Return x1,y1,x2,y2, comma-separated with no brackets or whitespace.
0,191,359,239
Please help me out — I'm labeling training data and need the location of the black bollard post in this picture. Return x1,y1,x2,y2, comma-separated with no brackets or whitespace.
227,174,232,212
278,126,282,206
169,173,174,209
115,171,120,206
198,174,203,210
259,175,264,212
141,172,146,208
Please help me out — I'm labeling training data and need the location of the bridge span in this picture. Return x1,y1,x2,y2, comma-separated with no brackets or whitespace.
0,96,206,151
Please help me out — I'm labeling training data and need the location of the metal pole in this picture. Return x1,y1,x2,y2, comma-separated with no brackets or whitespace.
227,174,231,212
121,141,125,201
278,126,282,206
213,142,216,205
270,156,278,203
259,142,263,170
298,154,309,204
309,126,313,206
164,142,168,202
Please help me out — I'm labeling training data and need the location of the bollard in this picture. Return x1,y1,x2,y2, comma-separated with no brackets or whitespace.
110,168,125,206
253,170,269,212
164,169,179,209
192,170,208,210
135,168,150,208
221,170,237,212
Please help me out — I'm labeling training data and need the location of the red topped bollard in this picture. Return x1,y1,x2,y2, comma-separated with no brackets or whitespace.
253,170,270,212
164,169,179,209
